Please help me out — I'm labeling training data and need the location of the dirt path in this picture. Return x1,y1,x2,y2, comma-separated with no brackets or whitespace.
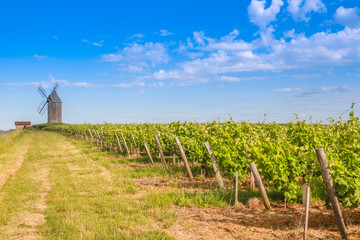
1,168,51,240
0,145,29,190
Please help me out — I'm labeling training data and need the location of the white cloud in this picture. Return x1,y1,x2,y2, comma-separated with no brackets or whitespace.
6,74,148,89
6,74,69,88
267,27,360,66
33,54,47,60
112,82,146,88
220,76,266,82
147,27,360,86
159,30,173,36
186,52,205,59
101,42,169,67
248,0,284,29
272,86,352,96
287,0,326,21
283,73,321,79
119,65,145,73
133,33,145,38
202,29,254,52
193,31,208,46
272,87,303,92
334,6,360,29
82,39,104,47
73,82,93,87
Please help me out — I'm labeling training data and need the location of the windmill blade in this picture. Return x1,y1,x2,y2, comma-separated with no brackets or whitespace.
38,86,47,99
49,83,59,97
38,101,48,115
40,107,47,116
37,100,45,112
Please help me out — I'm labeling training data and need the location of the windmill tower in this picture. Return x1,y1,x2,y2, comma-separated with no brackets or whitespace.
37,83,62,123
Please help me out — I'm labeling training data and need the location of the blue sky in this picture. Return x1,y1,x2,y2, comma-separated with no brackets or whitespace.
1,0,360,130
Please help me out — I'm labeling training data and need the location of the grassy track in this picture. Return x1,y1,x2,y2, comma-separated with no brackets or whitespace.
0,131,174,239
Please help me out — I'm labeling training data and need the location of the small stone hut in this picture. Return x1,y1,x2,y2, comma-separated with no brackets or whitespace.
15,121,31,129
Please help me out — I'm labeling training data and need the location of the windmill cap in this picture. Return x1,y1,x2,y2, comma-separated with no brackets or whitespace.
49,91,62,103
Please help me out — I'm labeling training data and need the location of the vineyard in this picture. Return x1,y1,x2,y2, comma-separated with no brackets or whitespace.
0,116,357,239
37,112,360,210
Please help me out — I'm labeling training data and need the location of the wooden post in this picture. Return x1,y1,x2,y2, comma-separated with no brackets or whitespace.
315,147,348,239
120,133,130,157
141,136,154,164
107,132,113,152
83,129,88,140
204,140,224,189
114,132,123,152
302,183,308,206
101,131,107,148
154,135,168,168
303,185,310,240
93,130,99,146
235,169,239,206
248,162,271,210
94,130,99,146
174,136,193,181
96,130,102,146
131,134,140,158
88,129,94,142
250,171,255,190
107,132,111,148
201,165,206,177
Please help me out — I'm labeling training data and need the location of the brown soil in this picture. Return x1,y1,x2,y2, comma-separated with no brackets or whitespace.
165,202,360,240
127,173,360,239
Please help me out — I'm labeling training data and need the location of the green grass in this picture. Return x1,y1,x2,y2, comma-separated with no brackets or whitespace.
141,188,288,209
0,131,175,239
0,130,24,152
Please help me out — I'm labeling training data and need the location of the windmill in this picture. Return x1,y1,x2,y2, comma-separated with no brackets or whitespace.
37,83,62,123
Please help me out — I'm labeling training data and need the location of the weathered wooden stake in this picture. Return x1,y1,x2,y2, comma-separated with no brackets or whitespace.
83,129,88,140
154,135,168,168
114,132,123,152
93,130,99,146
303,185,310,240
315,147,348,239
131,134,140,158
204,140,224,189
141,136,154,164
235,169,239,206
250,171,255,190
248,162,271,210
120,133,130,157
302,183,308,206
101,131,107,148
88,129,94,142
96,130,102,146
106,132,114,152
174,136,193,181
